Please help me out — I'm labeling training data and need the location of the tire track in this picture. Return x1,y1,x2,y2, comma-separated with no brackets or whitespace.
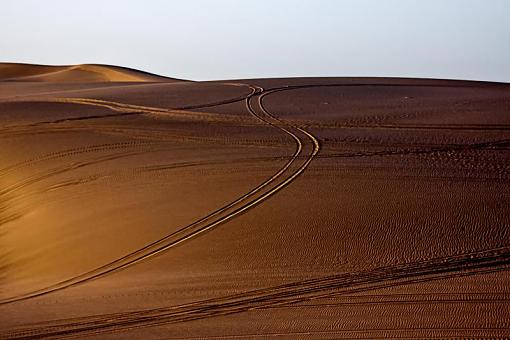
4,82,507,142
0,84,321,305
0,81,250,109
0,142,190,231
275,292,510,308
0,141,165,178
0,149,156,230
6,156,293,226
0,84,293,230
0,123,287,150
5,136,506,212
0,85,258,135
0,146,177,199
38,155,294,195
5,81,508,132
246,83,510,132
0,96,251,131
2,246,508,339
2,133,506,183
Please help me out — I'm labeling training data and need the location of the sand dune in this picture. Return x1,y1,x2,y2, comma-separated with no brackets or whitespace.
0,64,509,339
0,63,176,83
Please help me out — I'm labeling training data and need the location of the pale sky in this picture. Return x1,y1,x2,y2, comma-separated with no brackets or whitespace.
2,0,509,82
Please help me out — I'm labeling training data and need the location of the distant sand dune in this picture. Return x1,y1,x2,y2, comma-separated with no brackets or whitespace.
0,63,176,83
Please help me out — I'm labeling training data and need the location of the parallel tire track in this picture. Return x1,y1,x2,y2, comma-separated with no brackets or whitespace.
0,146,177,199
0,92,257,136
0,141,164,178
2,246,509,339
0,84,321,305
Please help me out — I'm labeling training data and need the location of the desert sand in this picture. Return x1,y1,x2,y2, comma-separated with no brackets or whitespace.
0,63,509,339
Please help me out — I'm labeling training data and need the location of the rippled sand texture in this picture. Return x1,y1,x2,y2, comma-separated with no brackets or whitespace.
0,64,509,339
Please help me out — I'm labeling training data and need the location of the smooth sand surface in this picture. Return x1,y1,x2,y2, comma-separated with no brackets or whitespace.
0,64,509,338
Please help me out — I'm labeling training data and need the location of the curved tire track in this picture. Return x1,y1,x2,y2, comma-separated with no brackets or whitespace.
0,141,166,178
0,84,321,305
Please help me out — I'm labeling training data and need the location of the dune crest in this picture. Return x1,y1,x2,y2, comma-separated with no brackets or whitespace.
0,63,176,83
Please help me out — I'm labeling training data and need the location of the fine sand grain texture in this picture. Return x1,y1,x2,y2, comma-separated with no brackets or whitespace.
0,64,509,339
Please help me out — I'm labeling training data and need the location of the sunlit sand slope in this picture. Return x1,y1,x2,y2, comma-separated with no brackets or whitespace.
0,63,176,82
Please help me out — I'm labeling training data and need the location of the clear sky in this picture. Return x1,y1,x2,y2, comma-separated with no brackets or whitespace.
2,0,509,82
